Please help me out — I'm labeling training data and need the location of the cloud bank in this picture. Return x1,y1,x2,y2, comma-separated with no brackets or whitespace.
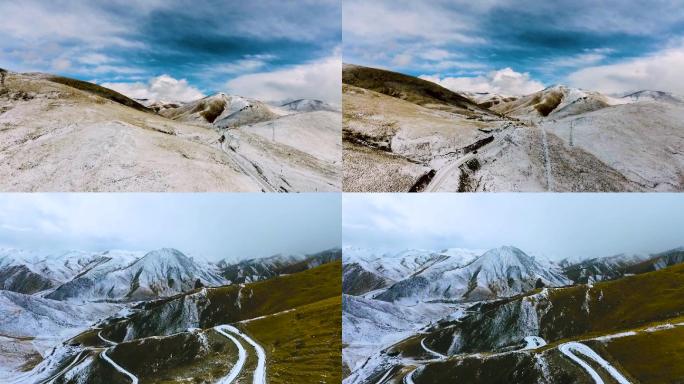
421,68,544,96
102,75,204,103
226,53,342,105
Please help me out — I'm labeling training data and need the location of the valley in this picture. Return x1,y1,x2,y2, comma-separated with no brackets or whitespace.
342,64,684,192
0,70,341,192
343,245,684,383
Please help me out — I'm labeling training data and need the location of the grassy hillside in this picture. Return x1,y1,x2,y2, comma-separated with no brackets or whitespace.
244,295,341,384
46,75,149,112
342,64,484,115
602,325,684,383
542,262,684,339
391,262,684,360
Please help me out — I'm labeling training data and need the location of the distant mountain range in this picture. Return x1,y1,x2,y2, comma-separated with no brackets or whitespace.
0,247,341,301
342,245,684,383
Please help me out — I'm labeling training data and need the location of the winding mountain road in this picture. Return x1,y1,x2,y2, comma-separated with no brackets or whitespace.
559,342,631,384
98,330,117,346
215,324,267,384
403,368,417,384
101,348,139,384
420,338,447,359
424,153,475,192
214,325,248,383
40,350,88,384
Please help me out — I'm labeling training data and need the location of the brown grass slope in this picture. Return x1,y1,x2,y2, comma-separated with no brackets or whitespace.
45,75,150,112
342,64,488,116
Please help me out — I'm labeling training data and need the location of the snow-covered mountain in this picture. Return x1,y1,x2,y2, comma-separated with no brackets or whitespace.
461,91,517,108
46,248,225,301
219,248,342,284
365,246,568,303
491,85,622,119
560,252,649,283
134,98,182,113
0,290,119,340
621,90,683,104
280,99,338,112
344,247,481,283
161,92,287,127
342,294,457,372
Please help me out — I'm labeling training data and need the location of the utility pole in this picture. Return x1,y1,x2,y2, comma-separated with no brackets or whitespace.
569,120,574,147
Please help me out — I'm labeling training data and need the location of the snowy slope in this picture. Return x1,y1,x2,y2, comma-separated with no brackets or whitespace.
46,248,225,302
219,248,341,284
621,90,683,104
376,246,569,303
342,294,457,371
239,110,342,164
280,99,339,112
344,247,480,282
492,85,614,120
561,253,649,283
161,93,287,127
0,249,108,284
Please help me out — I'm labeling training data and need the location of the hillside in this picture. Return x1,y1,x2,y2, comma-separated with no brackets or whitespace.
342,83,504,192
343,64,488,116
0,70,340,192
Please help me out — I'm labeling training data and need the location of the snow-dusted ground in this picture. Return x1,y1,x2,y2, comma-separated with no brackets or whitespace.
522,336,547,350
0,71,339,192
342,294,459,372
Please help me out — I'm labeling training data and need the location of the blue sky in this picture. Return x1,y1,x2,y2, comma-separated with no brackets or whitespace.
343,194,684,261
343,0,684,95
0,0,341,103
0,194,341,262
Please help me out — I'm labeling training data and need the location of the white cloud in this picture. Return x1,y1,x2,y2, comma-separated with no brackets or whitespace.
101,75,204,102
225,54,341,105
392,53,413,67
210,55,276,75
78,53,112,65
51,58,71,71
551,50,611,68
421,67,544,96
568,43,684,95
343,1,485,45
